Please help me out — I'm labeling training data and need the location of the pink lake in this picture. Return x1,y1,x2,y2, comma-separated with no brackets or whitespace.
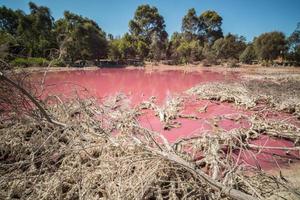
33,68,299,170
36,68,238,103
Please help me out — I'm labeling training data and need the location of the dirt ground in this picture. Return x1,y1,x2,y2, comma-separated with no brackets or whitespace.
141,63,300,75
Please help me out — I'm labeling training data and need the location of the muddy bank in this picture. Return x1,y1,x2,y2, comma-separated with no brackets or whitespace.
16,63,300,76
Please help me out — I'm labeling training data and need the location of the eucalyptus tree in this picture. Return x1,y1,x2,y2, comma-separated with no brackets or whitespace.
288,23,300,62
129,5,168,60
212,34,246,60
182,8,199,40
0,6,20,35
239,44,257,64
1,2,56,58
198,10,223,43
168,32,202,63
17,2,55,57
253,31,287,61
182,9,223,43
54,11,108,62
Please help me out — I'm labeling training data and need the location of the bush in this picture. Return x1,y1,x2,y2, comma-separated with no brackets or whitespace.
239,45,256,64
10,57,49,67
51,59,66,67
202,51,218,66
253,32,286,61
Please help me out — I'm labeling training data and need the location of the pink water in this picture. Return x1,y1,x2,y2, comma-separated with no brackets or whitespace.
34,68,299,170
37,68,238,103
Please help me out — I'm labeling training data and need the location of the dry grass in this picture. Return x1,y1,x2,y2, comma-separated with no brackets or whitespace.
0,93,300,199
187,77,300,119
1,71,300,200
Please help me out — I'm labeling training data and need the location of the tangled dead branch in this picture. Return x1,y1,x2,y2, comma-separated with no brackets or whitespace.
139,96,198,130
1,94,300,199
187,78,300,118
1,70,300,199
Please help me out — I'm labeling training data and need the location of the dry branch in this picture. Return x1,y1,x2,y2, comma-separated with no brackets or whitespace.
0,84,299,199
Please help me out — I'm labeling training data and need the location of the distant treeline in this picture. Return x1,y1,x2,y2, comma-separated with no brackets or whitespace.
0,2,300,67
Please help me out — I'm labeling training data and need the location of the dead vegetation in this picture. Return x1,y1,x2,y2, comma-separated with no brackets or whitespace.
1,71,300,200
187,76,300,119
139,96,199,130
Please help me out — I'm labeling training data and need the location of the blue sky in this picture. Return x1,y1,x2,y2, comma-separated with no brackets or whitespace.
2,0,300,41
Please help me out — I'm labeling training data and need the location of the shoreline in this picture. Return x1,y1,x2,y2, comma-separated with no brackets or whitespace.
14,63,300,76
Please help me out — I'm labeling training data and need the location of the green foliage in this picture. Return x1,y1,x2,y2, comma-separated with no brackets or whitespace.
10,57,49,67
202,43,218,65
108,39,122,60
136,40,149,59
168,32,203,64
182,8,199,40
54,11,108,62
288,23,300,63
129,4,168,60
108,34,137,60
253,31,287,61
0,31,17,59
1,3,299,67
181,9,223,43
176,9,223,64
239,45,256,64
51,59,66,67
149,32,167,61
212,34,246,60
0,6,20,35
199,10,223,43
176,41,191,63
17,2,56,57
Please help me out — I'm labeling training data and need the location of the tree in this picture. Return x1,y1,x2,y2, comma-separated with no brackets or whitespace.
136,40,149,59
1,3,56,58
199,10,223,43
253,31,287,61
288,23,300,63
108,33,136,60
17,2,56,57
0,6,21,35
108,39,122,60
239,44,256,64
54,11,108,62
181,9,223,44
212,33,246,60
149,31,168,61
0,31,18,59
129,5,168,60
202,42,218,64
182,8,199,40
168,32,183,61
168,32,202,64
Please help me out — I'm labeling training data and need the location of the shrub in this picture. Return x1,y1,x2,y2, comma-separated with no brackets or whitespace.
10,57,49,67
239,45,256,64
253,32,287,61
51,59,66,67
202,51,218,66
